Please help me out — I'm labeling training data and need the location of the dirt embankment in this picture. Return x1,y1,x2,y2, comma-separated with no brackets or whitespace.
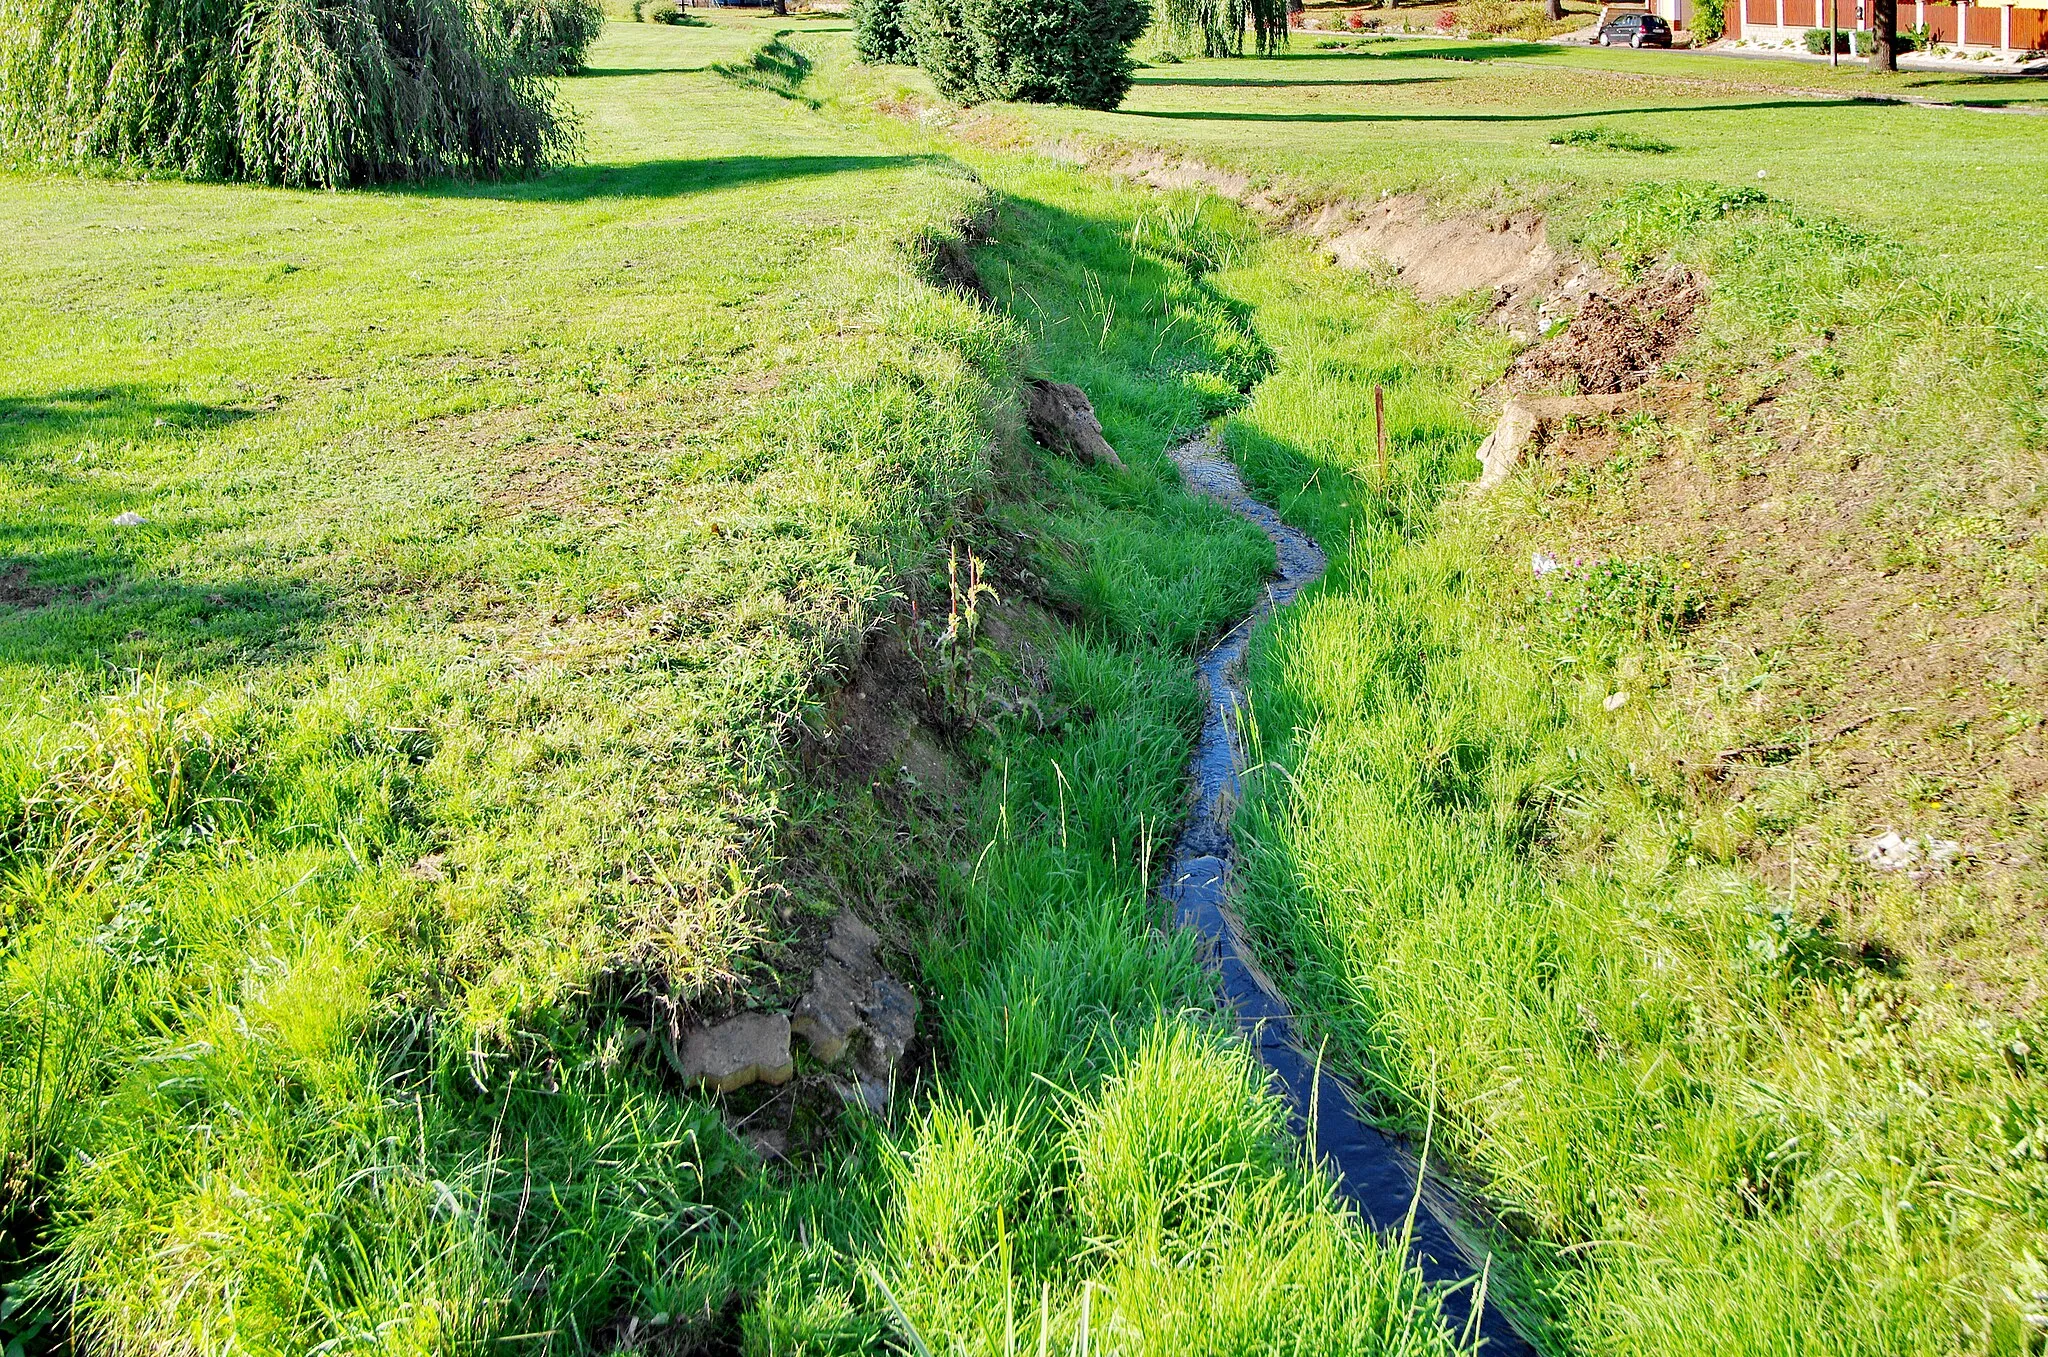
1092,146,1606,341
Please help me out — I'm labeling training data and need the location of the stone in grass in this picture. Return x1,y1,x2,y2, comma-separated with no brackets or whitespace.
791,911,920,1113
1023,379,1127,472
667,1010,793,1094
1470,392,1634,496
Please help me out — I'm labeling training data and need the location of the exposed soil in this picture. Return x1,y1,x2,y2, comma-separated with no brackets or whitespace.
914,205,998,307
1506,268,1705,394
1311,194,1590,323
1505,374,2048,1009
1090,149,1608,337
0,563,53,609
1515,266,1703,392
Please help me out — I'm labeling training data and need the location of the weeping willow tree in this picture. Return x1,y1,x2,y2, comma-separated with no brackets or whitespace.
1159,0,1288,57
490,0,604,74
0,0,583,187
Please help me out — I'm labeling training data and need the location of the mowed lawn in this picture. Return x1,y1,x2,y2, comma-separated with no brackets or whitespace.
976,37,2048,293
0,17,995,1011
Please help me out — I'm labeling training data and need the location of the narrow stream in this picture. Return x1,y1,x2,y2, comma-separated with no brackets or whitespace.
1160,434,1538,1357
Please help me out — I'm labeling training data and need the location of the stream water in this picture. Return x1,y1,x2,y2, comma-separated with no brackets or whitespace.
1159,434,1538,1357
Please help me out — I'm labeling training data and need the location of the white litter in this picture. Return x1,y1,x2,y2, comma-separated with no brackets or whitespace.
1855,830,1962,876
1603,691,1630,711
111,511,146,526
1532,551,1563,576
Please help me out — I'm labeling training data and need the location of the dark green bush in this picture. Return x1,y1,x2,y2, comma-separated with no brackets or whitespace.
853,0,916,62
908,0,1149,109
0,0,576,187
491,0,604,72
1799,24,1886,52
635,0,701,21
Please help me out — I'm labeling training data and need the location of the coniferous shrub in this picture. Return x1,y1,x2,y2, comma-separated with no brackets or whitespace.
852,0,914,62
0,0,577,186
907,0,1148,109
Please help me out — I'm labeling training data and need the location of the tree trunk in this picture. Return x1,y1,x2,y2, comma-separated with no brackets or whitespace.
1870,0,1898,67
1544,0,1564,19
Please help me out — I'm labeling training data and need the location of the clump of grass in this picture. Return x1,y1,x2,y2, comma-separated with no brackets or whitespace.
1548,126,1677,154
18,677,235,877
1069,1022,1284,1241
0,0,577,185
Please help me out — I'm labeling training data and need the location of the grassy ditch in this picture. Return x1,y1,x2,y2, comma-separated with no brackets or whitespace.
830,156,1477,1355
1205,118,2048,1357
818,22,2048,1357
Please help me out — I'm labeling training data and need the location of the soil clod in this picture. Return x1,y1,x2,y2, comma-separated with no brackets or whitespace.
1508,269,1705,395
791,911,919,1112
664,1010,794,1094
1023,378,1127,470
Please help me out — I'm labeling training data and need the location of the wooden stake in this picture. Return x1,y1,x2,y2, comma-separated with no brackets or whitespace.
1374,383,1388,488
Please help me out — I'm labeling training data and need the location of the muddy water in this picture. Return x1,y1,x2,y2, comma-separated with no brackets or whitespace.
1160,434,1537,1357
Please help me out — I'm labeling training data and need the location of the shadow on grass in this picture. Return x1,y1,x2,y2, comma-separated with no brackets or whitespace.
0,388,258,457
1257,40,1542,60
0,549,322,674
571,64,715,76
1134,74,1456,87
1122,96,1863,122
421,153,938,202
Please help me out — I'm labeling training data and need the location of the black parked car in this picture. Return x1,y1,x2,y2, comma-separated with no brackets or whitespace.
1595,11,1674,45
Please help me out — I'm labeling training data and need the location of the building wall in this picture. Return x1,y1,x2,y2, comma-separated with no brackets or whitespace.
1736,0,2043,45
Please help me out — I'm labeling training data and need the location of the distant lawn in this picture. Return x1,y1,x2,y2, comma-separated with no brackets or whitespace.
980,36,2048,297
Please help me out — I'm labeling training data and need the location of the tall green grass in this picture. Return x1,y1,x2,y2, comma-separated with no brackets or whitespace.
734,143,1472,1355
1207,187,2048,1353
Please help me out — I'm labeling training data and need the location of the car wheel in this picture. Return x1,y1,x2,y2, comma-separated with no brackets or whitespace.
1600,33,1611,43
1631,32,1644,45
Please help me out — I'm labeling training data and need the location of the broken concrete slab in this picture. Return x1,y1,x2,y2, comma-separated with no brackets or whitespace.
790,910,920,1107
665,1010,794,1094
